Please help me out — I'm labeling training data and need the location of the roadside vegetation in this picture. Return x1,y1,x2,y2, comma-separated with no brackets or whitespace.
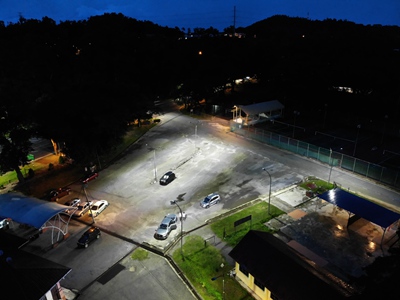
0,123,155,198
131,248,149,261
210,201,284,246
298,176,333,194
172,235,252,300
172,201,285,300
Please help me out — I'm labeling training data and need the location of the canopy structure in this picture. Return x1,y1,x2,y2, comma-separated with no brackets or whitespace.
0,193,74,244
318,188,400,247
233,100,284,126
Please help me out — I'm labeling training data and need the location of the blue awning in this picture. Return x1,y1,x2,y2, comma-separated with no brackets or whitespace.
0,193,68,229
318,188,400,228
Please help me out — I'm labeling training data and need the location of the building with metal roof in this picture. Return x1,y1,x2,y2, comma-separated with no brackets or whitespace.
0,193,75,244
232,100,284,126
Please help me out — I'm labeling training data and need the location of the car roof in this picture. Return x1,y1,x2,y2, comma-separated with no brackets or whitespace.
206,192,219,198
87,226,99,233
162,214,176,223
92,199,107,205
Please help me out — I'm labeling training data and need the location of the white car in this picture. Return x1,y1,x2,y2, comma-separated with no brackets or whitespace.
89,200,109,217
0,218,10,230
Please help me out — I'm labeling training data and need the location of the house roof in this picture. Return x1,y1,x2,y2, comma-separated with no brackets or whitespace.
318,188,400,228
0,231,71,300
229,230,358,300
0,193,68,229
237,100,284,116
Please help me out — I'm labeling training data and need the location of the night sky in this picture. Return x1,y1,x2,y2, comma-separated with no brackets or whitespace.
1,0,399,30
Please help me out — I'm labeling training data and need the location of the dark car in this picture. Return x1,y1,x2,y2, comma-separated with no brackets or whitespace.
47,187,71,202
77,226,101,248
159,171,176,185
82,172,98,184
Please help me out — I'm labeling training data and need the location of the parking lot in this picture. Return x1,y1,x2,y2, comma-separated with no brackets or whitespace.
5,101,400,299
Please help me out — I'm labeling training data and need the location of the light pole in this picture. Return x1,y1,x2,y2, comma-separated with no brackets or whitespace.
353,124,361,157
293,110,300,138
194,124,197,153
83,184,95,224
328,148,333,184
262,168,272,215
170,200,184,260
211,263,225,300
152,149,157,183
146,144,157,183
190,121,200,154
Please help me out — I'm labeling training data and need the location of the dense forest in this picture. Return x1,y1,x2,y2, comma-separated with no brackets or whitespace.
1,13,399,181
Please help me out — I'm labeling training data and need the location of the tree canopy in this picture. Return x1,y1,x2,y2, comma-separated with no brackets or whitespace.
1,13,399,181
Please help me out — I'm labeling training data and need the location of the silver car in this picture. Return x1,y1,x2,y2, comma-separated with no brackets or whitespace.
154,213,177,240
73,201,93,217
200,192,221,209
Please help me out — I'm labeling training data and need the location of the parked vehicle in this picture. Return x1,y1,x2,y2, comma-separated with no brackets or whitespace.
47,187,71,202
159,171,176,185
0,218,10,230
65,198,81,207
73,201,92,217
77,226,101,248
64,198,81,214
89,200,109,217
200,192,221,209
154,213,177,240
82,172,98,184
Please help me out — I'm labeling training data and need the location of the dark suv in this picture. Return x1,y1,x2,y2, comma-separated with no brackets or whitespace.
77,226,101,248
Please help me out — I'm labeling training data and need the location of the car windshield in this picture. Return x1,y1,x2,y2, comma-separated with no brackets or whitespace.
92,205,99,210
160,224,168,229
203,197,211,203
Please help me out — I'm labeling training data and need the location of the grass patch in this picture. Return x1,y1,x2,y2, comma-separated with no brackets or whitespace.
131,248,149,261
172,201,285,299
299,176,332,194
210,201,285,246
172,235,252,300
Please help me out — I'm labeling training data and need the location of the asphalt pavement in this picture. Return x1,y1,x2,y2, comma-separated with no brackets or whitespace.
5,101,400,300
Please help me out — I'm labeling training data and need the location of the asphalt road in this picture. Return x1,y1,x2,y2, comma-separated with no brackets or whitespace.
19,99,400,299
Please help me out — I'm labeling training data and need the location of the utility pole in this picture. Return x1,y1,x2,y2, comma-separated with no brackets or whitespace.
83,184,95,224
233,6,236,37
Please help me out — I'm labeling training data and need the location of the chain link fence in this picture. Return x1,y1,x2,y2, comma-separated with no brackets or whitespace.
229,121,400,190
